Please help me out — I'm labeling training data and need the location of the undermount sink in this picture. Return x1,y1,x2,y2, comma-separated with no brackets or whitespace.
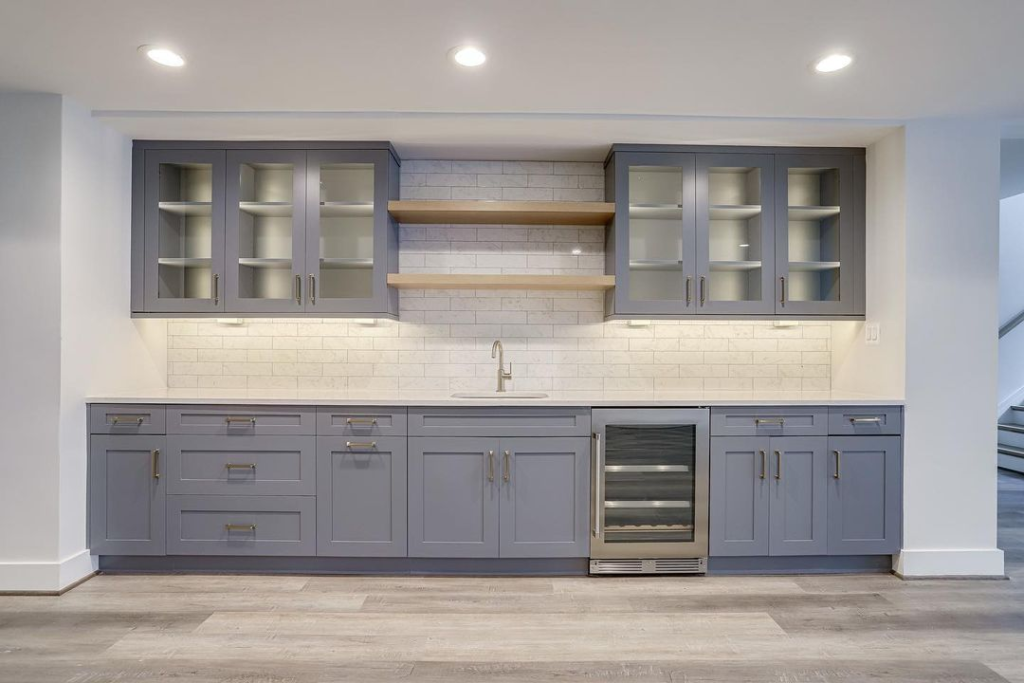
451,391,549,399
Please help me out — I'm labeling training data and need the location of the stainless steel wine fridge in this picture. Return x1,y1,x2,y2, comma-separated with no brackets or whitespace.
590,408,710,574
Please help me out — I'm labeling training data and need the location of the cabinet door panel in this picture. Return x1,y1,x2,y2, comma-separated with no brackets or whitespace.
827,436,902,555
498,437,590,558
317,436,407,557
143,149,226,313
165,435,315,496
89,435,166,555
768,436,828,556
709,436,770,556
408,437,500,558
224,149,306,314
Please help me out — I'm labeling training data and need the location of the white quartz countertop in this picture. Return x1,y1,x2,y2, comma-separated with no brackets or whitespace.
87,389,904,407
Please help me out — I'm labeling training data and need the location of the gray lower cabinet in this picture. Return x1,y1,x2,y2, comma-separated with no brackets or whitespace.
317,436,407,557
827,436,902,555
89,435,166,555
709,436,770,556
408,437,500,558
166,435,316,496
769,436,828,556
498,437,590,558
166,495,316,556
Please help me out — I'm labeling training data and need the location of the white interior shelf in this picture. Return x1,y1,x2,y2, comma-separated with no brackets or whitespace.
788,261,841,272
629,259,684,271
239,202,293,217
788,206,840,220
629,203,683,219
157,257,212,268
709,205,762,220
320,257,374,269
238,258,293,269
158,201,212,216
710,260,762,272
320,202,375,217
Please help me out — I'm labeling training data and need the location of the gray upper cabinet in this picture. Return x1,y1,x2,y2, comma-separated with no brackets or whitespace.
498,437,590,558
141,149,226,313
709,436,770,557
225,149,307,314
827,435,902,555
317,436,408,557
695,153,776,316
768,436,828,556
408,437,501,558
89,435,166,555
774,153,864,316
606,152,697,317
305,149,399,317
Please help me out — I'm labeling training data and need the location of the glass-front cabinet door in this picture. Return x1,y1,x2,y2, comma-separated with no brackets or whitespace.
143,150,225,312
610,152,696,315
774,154,858,315
305,150,394,314
695,154,775,315
225,150,306,313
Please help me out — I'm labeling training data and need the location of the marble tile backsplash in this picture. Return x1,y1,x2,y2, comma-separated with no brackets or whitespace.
165,160,832,392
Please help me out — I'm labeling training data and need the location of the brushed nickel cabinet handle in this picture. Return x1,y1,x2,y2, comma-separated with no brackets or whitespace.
225,524,256,532
213,273,220,306
151,449,160,479
850,417,882,425
779,276,786,307
295,274,302,305
759,449,766,480
699,276,706,306
110,415,145,426
487,450,495,482
774,450,782,480
225,416,257,426
346,417,378,425
685,276,692,306
592,433,603,538
346,441,377,450
225,463,256,470
755,418,785,427
503,450,511,482
834,450,841,479
308,274,316,305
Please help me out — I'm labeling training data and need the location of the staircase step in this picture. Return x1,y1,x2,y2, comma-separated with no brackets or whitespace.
998,423,1024,434
998,445,1024,459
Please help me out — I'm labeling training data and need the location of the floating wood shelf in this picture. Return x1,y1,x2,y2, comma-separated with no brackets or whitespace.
388,200,615,226
387,273,616,291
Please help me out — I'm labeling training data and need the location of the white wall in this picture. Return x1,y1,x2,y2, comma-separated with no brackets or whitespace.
832,129,907,398
895,120,1003,577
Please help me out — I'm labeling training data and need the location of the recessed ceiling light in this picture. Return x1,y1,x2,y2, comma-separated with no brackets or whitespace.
450,45,486,67
139,45,185,67
813,53,852,73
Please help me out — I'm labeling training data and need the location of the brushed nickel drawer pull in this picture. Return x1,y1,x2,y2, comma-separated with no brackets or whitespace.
225,463,257,470
309,274,316,305
759,449,766,480
850,417,883,424
151,449,160,479
225,416,257,426
699,276,706,306
685,276,692,306
225,524,256,532
294,274,302,305
755,418,785,427
503,450,511,482
213,273,220,305
774,450,782,480
834,450,842,479
345,417,378,425
487,450,495,482
779,276,786,307
346,441,377,450
110,415,145,426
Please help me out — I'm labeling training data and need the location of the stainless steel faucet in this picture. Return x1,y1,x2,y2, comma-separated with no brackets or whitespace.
491,340,513,393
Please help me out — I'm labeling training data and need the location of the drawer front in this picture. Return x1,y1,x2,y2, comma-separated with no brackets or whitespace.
828,406,902,436
409,407,591,437
166,495,315,556
711,407,827,437
317,407,407,437
166,435,316,496
167,405,315,436
89,404,166,435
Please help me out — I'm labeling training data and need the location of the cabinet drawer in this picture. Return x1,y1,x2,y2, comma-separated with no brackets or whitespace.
89,404,166,435
166,436,315,496
711,407,827,436
167,405,315,436
166,495,315,556
828,406,902,436
409,407,591,437
317,407,407,437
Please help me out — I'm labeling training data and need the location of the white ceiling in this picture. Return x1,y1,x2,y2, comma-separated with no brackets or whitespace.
1,0,1021,158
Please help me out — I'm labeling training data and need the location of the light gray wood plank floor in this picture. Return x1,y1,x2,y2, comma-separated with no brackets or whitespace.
2,470,1022,683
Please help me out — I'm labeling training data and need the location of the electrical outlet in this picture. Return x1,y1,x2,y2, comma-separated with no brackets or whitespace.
865,323,880,345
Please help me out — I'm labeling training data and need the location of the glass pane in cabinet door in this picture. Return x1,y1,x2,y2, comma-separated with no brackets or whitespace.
707,167,763,303
786,167,841,303
628,166,684,302
236,162,295,301
602,424,696,543
157,162,214,300
318,163,374,300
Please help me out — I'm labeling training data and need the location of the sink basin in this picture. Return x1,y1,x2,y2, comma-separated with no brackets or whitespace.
451,391,549,399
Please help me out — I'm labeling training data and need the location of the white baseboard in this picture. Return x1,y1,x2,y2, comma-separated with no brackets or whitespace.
894,548,1005,578
0,549,98,593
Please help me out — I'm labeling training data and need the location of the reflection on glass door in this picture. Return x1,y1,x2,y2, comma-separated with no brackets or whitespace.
315,162,375,302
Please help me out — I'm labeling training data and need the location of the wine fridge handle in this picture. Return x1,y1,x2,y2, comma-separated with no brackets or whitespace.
592,432,603,538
